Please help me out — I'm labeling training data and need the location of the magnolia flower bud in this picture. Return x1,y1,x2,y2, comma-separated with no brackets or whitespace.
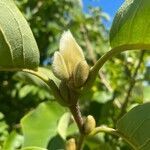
84,115,96,135
73,60,89,87
65,138,76,150
52,30,89,89
52,52,69,81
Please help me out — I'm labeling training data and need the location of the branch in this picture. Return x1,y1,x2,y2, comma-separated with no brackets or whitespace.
83,43,150,91
69,103,85,150
118,50,145,118
69,103,84,134
83,46,123,91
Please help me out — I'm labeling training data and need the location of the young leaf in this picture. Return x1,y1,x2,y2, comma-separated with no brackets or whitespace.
21,102,65,148
117,103,150,150
110,0,150,51
0,0,39,70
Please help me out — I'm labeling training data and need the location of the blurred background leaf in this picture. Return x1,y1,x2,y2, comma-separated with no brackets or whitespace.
0,0,149,149
21,102,65,148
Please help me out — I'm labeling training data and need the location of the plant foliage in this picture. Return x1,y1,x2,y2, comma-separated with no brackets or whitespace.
0,0,149,150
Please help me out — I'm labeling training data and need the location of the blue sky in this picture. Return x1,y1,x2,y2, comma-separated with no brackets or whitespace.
83,0,124,27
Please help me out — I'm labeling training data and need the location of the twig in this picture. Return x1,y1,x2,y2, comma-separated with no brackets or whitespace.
118,50,145,118
99,70,113,92
69,103,85,150
69,103,84,134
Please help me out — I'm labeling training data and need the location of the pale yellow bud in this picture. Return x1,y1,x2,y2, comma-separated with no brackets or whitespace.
52,52,69,81
52,30,88,84
84,115,96,135
65,138,76,150
73,60,89,87
59,30,85,76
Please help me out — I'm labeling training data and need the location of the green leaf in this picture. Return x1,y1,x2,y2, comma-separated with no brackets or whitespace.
3,131,23,150
143,86,150,102
13,67,63,104
0,0,39,70
0,113,8,144
117,103,150,150
21,102,65,148
21,147,47,150
13,67,59,92
110,0,150,51
47,135,64,150
57,112,71,140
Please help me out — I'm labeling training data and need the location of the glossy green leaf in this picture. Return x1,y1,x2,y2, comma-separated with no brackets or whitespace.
110,0,150,51
0,0,39,70
21,147,47,150
117,103,150,150
21,102,65,148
